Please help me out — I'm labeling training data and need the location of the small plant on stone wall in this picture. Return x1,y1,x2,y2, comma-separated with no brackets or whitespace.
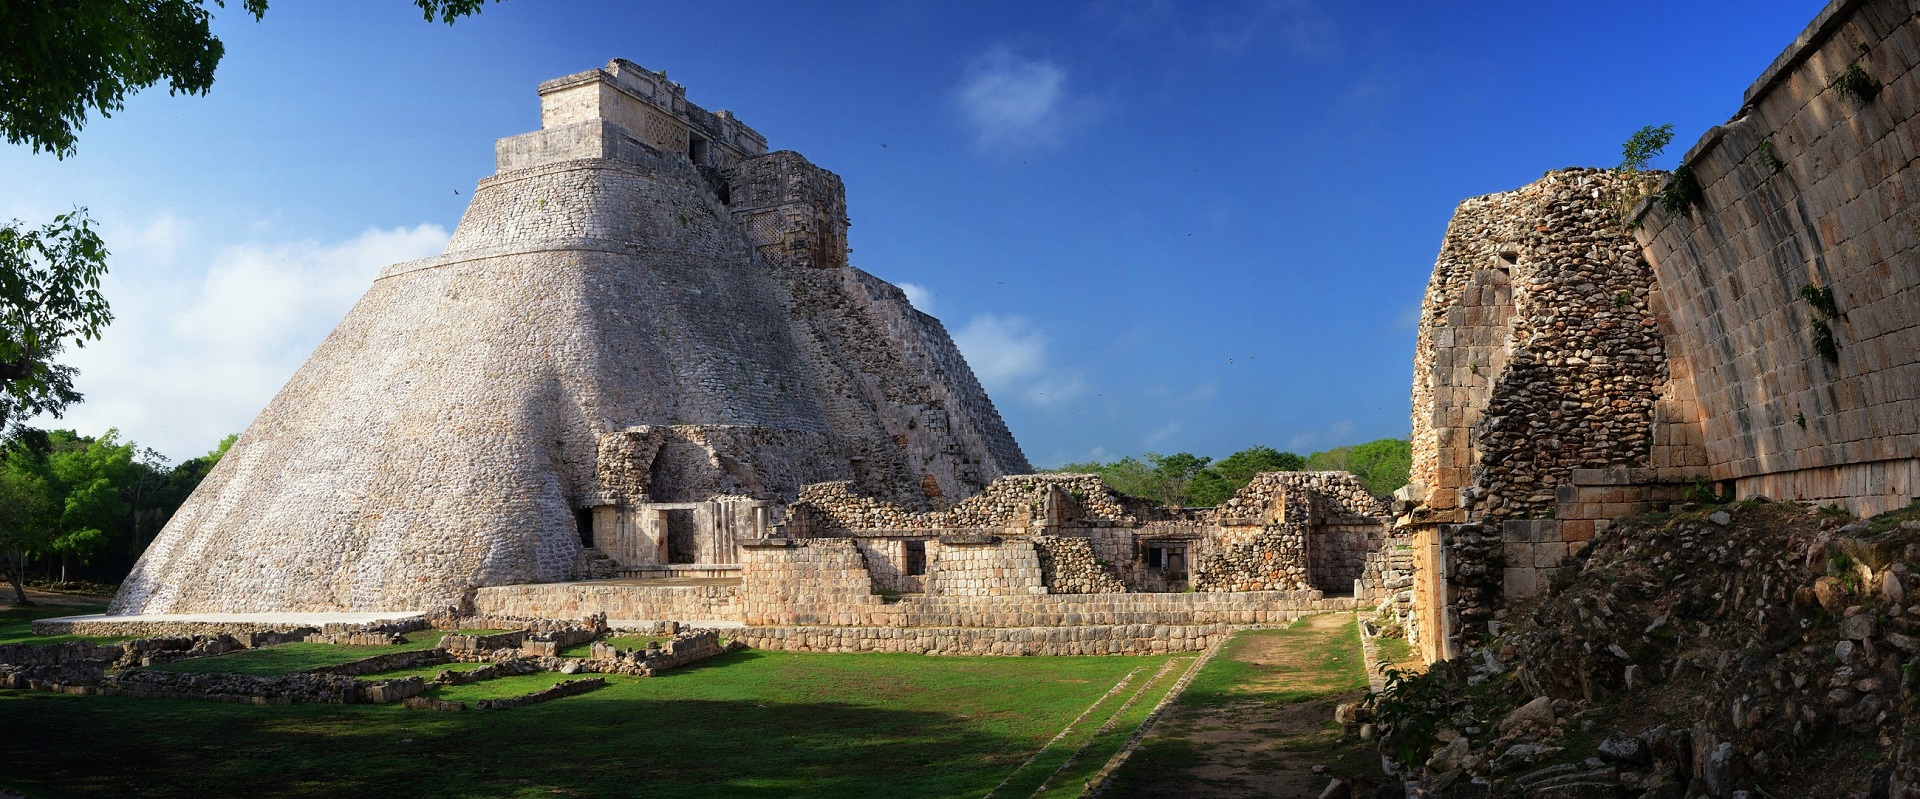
1612,123,1674,227
1658,165,1704,217
1613,291,1631,308
1794,410,1807,429
1757,139,1785,174
1682,476,1734,504
1830,61,1883,104
1799,282,1843,363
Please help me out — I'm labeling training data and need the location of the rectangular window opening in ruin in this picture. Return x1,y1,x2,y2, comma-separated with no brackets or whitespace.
904,540,927,576
1146,544,1187,574
689,135,710,164
574,508,594,548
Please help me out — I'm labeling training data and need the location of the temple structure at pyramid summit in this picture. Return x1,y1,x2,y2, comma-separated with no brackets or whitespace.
112,59,1033,614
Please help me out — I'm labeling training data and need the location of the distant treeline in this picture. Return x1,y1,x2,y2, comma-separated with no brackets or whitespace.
1052,438,1411,507
0,429,233,599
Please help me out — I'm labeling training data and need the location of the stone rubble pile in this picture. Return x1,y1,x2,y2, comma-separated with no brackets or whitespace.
1374,499,1920,797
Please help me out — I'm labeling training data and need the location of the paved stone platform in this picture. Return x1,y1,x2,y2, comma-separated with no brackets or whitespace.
31,611,427,638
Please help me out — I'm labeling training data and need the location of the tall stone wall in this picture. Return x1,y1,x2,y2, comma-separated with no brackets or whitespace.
1409,168,1694,525
115,59,1029,615
1631,0,1920,516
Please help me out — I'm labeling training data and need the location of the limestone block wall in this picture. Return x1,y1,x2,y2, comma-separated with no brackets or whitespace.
852,536,926,594
738,538,895,626
923,540,1047,597
1409,169,1690,525
1631,0,1920,516
473,582,742,623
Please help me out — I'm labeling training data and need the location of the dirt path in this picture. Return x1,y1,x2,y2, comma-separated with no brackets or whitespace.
1101,613,1383,798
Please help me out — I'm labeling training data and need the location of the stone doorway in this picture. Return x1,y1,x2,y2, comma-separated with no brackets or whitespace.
666,509,698,564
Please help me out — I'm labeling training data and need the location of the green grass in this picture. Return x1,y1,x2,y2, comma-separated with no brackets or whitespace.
1017,657,1189,799
1372,635,1413,668
356,661,494,682
429,671,583,702
1180,617,1366,707
143,632,448,676
0,603,125,647
1,647,1172,798
1104,616,1381,796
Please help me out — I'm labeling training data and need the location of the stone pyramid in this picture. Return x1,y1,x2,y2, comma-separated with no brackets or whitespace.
113,60,1030,614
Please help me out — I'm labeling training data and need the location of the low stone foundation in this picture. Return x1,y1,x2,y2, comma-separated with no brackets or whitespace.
473,583,741,623
731,623,1239,656
32,612,428,638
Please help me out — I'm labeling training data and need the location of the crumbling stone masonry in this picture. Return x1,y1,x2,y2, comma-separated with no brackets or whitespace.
1403,0,1920,662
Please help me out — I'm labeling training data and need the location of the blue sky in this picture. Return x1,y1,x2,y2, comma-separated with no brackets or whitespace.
3,0,1824,466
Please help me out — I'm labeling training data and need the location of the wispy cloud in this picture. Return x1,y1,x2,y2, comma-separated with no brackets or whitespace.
897,282,935,314
955,45,1097,152
30,214,449,461
952,314,1089,407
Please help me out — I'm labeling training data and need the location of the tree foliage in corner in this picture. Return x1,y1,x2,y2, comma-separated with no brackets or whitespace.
0,428,233,604
1,0,501,158
0,211,112,430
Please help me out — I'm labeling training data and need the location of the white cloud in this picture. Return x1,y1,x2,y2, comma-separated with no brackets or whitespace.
897,282,935,314
956,46,1096,152
30,217,449,462
952,314,1088,407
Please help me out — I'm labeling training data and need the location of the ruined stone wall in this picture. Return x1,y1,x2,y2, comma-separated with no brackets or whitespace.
1410,168,1688,525
1032,536,1127,594
788,473,1136,534
1192,472,1389,593
1631,0,1920,516
115,61,1030,614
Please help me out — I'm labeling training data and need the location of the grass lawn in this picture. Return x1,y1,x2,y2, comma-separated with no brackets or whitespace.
1,647,1174,798
0,603,123,647
143,632,448,676
1104,614,1384,798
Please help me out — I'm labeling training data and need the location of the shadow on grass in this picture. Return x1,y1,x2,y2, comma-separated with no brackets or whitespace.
0,603,114,647
0,692,1027,798
1,647,1152,799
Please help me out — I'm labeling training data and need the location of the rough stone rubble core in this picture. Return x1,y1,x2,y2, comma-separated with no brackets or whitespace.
1401,0,1920,662
112,58,1032,615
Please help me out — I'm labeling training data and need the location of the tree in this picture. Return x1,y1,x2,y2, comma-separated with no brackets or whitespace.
0,447,60,605
3,0,500,158
0,211,112,432
44,429,134,583
1307,438,1411,497
1188,445,1306,506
